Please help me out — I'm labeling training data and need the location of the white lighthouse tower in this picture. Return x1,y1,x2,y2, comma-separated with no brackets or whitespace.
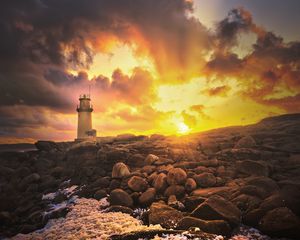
76,93,97,141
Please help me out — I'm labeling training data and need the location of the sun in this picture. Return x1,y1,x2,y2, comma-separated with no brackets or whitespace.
177,122,190,135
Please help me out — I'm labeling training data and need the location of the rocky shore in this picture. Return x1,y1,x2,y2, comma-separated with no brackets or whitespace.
1,113,300,239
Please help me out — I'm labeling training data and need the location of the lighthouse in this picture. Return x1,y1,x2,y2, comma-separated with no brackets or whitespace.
76,94,97,141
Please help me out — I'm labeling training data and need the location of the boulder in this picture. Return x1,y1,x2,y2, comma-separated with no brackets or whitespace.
231,194,262,212
153,173,168,193
177,216,231,236
109,189,133,207
149,202,184,228
93,189,107,200
185,178,197,192
236,160,269,176
112,162,130,178
164,185,185,198
127,176,148,192
145,154,159,165
183,196,207,212
139,188,156,207
193,173,216,188
234,135,256,149
191,187,231,198
191,195,241,227
90,177,110,189
259,207,300,239
167,168,187,185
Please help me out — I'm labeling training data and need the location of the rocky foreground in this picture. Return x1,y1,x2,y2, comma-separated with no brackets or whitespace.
0,113,300,239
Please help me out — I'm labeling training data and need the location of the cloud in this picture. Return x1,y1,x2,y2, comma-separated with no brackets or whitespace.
0,2,299,142
203,86,231,97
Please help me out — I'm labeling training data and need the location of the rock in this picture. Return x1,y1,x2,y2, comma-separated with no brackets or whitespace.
177,216,231,236
185,178,197,192
127,176,148,192
193,173,216,188
167,195,184,210
149,202,184,228
112,162,130,178
109,189,133,207
0,166,15,179
142,165,156,175
191,195,241,227
154,158,174,166
164,185,185,198
50,166,64,178
192,187,231,198
109,179,121,191
23,173,40,185
94,189,107,200
236,160,269,176
167,168,187,185
0,211,12,225
245,177,279,198
67,141,98,164
234,135,256,149
153,173,168,193
145,154,159,165
231,194,262,212
139,188,156,206
279,182,300,215
91,177,110,188
35,141,58,152
183,196,207,212
106,205,133,215
259,207,300,239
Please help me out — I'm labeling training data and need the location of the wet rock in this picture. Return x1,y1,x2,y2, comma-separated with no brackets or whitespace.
192,195,241,227
139,188,156,207
185,178,197,192
236,160,269,176
149,202,184,228
177,216,231,236
193,173,216,188
259,207,300,239
234,135,256,149
112,162,130,179
153,173,168,193
164,185,185,198
109,189,133,207
127,176,148,192
167,168,187,185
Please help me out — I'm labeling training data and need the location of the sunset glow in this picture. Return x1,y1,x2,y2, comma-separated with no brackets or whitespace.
0,0,299,142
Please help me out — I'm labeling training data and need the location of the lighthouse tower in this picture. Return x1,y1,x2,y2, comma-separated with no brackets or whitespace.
76,94,96,141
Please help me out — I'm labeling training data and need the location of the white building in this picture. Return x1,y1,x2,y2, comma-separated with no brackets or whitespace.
76,94,97,141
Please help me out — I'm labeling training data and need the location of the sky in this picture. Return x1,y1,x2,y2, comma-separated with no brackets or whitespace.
0,0,299,143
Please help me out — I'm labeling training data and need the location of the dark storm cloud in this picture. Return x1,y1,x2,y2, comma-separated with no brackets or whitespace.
0,0,206,111
208,7,300,111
